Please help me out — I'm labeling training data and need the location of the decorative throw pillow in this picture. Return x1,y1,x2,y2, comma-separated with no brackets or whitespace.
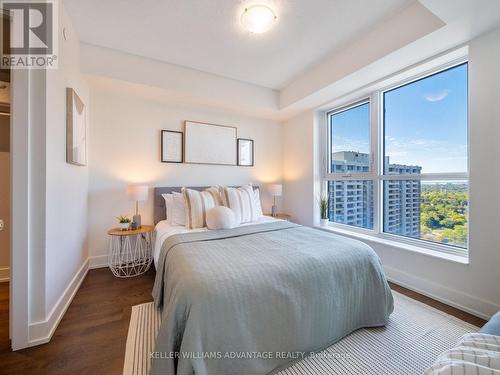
182,187,222,229
424,332,500,374
161,193,174,224
253,188,263,218
171,192,186,226
220,185,259,224
206,206,236,230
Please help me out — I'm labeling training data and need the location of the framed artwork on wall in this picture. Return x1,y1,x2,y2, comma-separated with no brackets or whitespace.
184,121,237,165
66,88,87,166
161,130,183,163
237,138,254,166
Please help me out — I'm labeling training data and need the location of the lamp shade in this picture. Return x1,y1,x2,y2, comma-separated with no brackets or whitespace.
127,185,148,202
268,184,282,197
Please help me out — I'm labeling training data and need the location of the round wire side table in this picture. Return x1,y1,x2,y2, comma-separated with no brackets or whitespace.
107,225,154,277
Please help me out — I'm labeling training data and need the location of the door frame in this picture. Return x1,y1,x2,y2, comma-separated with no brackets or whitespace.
10,67,30,350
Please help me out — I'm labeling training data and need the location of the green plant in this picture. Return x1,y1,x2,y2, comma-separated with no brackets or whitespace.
116,215,131,224
318,193,329,220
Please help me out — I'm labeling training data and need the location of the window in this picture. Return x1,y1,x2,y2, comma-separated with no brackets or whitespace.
324,61,468,255
329,102,371,174
327,102,373,229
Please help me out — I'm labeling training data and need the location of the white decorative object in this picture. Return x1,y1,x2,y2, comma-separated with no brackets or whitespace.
424,332,500,375
320,219,328,227
108,226,153,278
182,187,222,229
171,192,186,226
118,222,130,230
206,206,236,230
184,121,237,165
162,193,174,224
66,88,87,166
241,5,277,34
253,188,263,218
219,185,259,224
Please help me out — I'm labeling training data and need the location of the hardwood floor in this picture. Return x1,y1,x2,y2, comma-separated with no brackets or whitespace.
389,282,486,327
0,268,155,375
0,269,487,375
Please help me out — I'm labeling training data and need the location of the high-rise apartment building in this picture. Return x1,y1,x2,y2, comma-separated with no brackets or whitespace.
328,151,421,237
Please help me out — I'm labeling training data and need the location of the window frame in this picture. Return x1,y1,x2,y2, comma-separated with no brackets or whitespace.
323,59,469,258
326,99,373,179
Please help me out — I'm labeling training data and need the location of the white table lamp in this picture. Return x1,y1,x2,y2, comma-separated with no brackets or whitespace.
127,185,148,228
268,184,282,216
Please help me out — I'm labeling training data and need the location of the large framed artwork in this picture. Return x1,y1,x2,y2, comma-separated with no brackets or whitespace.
184,121,237,165
66,88,87,166
161,130,183,163
237,138,254,166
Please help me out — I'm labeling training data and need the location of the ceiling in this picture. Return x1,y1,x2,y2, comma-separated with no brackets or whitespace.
63,0,414,89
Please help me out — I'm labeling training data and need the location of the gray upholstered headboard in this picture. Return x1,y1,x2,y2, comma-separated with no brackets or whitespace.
153,186,259,224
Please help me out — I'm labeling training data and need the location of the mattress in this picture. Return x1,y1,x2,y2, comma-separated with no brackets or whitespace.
153,215,281,268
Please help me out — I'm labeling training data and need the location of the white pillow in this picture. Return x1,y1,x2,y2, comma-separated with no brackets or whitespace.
220,184,259,224
424,332,500,375
182,187,222,229
171,192,186,226
253,188,263,218
162,193,174,224
206,206,236,230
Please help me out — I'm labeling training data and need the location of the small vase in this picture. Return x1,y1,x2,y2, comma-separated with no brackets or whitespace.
118,222,130,231
320,219,328,227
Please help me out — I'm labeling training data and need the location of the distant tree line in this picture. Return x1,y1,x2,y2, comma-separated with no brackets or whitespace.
420,184,468,247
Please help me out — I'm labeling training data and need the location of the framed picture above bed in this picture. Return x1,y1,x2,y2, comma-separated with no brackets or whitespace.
161,130,183,163
184,121,237,165
237,138,254,166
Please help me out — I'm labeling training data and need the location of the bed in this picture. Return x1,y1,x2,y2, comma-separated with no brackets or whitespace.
151,187,394,375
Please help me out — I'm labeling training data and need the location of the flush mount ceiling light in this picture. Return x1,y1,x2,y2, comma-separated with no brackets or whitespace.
241,5,277,34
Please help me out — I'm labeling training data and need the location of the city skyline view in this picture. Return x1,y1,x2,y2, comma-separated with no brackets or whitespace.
328,63,469,249
328,151,468,248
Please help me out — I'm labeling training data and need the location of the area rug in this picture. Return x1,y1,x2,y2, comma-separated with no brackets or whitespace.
123,292,478,375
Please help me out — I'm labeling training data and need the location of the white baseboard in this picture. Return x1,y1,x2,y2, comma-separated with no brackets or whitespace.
385,265,499,321
28,259,89,346
89,254,108,269
0,266,9,282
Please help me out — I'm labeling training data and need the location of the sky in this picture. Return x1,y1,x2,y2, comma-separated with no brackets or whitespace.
331,63,468,174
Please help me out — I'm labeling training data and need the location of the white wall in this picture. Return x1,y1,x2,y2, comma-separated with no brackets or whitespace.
282,25,500,319
282,111,315,225
44,4,90,315
87,84,283,263
21,3,90,345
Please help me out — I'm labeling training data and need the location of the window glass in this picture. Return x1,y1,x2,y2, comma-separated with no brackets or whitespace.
383,180,468,248
383,63,468,174
329,102,370,173
327,180,374,230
